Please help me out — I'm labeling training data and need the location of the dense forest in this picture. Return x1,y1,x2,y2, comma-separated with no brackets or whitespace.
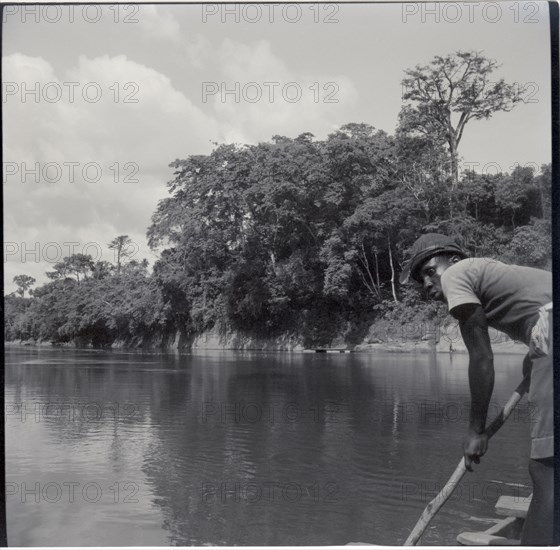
5,51,552,348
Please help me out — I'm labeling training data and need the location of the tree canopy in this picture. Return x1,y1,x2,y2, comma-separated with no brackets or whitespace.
5,51,550,349
399,50,523,186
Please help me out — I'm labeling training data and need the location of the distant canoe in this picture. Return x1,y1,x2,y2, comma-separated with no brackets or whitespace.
303,348,353,353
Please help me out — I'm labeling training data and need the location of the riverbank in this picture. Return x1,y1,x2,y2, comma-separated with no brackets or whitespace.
5,330,528,355
354,340,527,354
356,317,528,354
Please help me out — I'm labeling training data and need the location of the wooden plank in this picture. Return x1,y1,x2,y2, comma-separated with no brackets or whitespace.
495,495,532,518
456,531,520,545
485,516,524,537
457,516,524,545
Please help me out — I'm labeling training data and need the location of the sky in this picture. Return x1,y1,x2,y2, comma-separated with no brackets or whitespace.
2,2,552,293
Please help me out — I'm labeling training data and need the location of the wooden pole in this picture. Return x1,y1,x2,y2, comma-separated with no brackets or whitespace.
404,376,531,546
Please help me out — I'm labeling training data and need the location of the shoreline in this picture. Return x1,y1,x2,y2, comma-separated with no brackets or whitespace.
4,339,528,355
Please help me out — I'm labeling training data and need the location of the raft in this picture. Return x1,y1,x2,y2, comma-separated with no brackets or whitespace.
456,494,531,545
346,495,532,546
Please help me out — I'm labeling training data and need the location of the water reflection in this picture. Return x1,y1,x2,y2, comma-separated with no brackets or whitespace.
5,347,532,546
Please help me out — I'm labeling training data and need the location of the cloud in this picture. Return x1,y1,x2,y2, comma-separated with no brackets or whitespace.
3,53,220,290
136,5,181,43
3,39,358,291
184,33,213,69
206,39,359,143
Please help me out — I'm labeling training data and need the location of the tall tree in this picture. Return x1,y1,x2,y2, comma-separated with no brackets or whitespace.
46,254,94,284
494,166,535,229
400,50,522,187
108,235,134,274
69,254,95,283
13,274,36,297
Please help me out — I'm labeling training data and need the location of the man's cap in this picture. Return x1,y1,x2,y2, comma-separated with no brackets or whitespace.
399,233,466,284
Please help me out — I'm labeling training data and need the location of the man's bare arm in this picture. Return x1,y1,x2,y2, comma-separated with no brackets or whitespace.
452,304,494,471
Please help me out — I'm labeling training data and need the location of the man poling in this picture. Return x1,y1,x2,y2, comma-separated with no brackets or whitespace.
400,233,553,545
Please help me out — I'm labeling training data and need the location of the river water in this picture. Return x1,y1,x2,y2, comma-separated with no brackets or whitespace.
5,346,533,546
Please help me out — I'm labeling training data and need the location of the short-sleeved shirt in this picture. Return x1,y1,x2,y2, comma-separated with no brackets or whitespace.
440,258,552,345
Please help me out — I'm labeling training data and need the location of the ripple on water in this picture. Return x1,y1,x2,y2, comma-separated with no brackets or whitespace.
5,347,532,546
